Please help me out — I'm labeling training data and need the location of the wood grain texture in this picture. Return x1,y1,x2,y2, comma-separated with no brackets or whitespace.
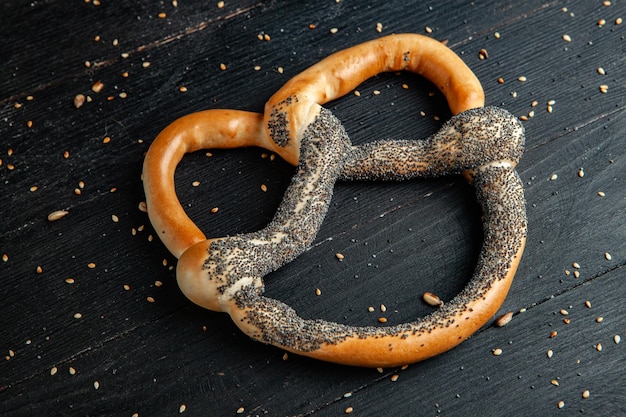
1,0,624,416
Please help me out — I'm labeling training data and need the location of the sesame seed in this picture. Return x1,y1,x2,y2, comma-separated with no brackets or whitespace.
91,81,104,93
367,306,374,312
550,330,558,338
217,1,224,8
179,86,188,92
517,76,527,82
124,284,131,291
560,309,569,315
36,266,43,274
577,168,584,178
573,271,580,278
595,343,602,351
88,262,96,269
573,262,580,269
492,348,503,356
192,181,200,187
597,67,606,75
616,17,623,25
236,407,244,414
478,49,488,59
220,63,226,71
179,404,187,413
74,94,85,108
147,296,155,303
425,26,433,33
315,288,321,296
142,61,151,68
401,83,409,89
598,18,606,26
335,253,344,261
329,28,338,34
595,316,603,323
51,366,58,375
353,90,361,96
94,381,100,390
494,31,501,39
74,312,82,319
551,379,559,386
605,252,612,260
345,407,354,414
497,77,504,84
496,311,513,327
111,214,119,222
599,84,609,93
562,34,572,42
277,66,284,74
582,390,590,399
254,65,261,71
210,207,219,214
390,374,399,382
48,210,69,221
423,292,443,307
378,317,387,323
614,335,621,344
69,367,76,375
373,90,381,95
65,278,75,284
550,173,558,181
138,201,148,212
26,120,33,128
260,184,267,192
2,254,7,262
557,401,565,409
380,304,387,312
597,191,605,197
263,34,270,41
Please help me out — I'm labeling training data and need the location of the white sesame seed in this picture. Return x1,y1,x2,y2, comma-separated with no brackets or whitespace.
562,34,572,42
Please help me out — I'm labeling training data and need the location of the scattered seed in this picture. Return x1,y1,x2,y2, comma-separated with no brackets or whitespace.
573,271,580,278
220,63,226,71
335,253,345,261
36,266,43,274
236,407,244,414
74,312,82,319
550,331,558,338
69,367,76,375
142,61,151,68
353,90,361,96
138,201,148,212
598,191,606,197
551,379,560,386
378,317,388,323
562,34,572,42
111,214,119,223
50,366,58,375
595,343,602,351
74,94,86,108
373,90,381,95
557,401,565,409
375,22,383,33
376,368,383,373
217,1,225,8
573,262,580,269
614,335,621,344
425,26,433,33
563,318,571,324
560,309,569,316
577,168,585,177
179,404,187,413
582,390,590,399
26,120,33,128
595,316,603,323
210,207,219,214
598,18,606,26
478,48,489,59
329,28,338,34
260,184,267,192
179,86,188,92
315,288,321,296
585,300,592,308
277,66,284,74
94,381,100,390
390,374,399,382
345,407,354,414
65,278,75,284
550,173,558,181
124,284,131,291
423,292,443,307
91,81,104,93
518,76,527,82
531,100,539,107
401,83,409,89
380,304,387,313
367,306,375,312
599,84,609,93
497,77,504,84
597,67,606,75
492,348,503,356
2,254,8,262
48,210,69,221
494,31,501,39
147,296,155,303
496,311,513,327
616,17,623,25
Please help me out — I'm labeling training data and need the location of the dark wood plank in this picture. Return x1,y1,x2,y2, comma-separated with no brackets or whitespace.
1,0,624,415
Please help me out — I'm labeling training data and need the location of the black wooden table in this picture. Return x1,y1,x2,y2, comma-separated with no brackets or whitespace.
1,1,624,416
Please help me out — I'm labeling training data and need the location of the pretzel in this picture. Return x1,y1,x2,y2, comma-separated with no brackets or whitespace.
142,34,527,367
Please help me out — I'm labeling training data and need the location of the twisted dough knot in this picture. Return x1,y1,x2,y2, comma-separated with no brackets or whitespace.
143,34,527,367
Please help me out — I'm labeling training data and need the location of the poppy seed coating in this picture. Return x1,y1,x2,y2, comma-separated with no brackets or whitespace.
198,106,526,355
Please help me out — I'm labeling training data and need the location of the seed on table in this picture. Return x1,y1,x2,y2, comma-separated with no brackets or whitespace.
577,168,584,177
423,292,443,307
74,94,86,108
550,173,558,181
595,343,602,351
378,317,387,323
335,253,344,261
582,390,590,399
599,85,609,93
550,330,558,338
562,34,572,42
616,17,623,25
614,335,621,344
597,191,606,197
573,262,580,269
595,316,603,323
345,407,354,414
560,309,569,316
551,379,559,386
380,304,387,312
94,381,100,390
492,348,503,356
91,81,104,93
315,288,321,296
48,210,69,221
50,366,58,375
517,76,527,82
557,401,565,409
585,300,591,308
597,67,606,75
496,311,513,327
210,207,219,213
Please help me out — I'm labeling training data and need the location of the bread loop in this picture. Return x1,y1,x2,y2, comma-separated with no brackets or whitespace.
143,34,526,367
